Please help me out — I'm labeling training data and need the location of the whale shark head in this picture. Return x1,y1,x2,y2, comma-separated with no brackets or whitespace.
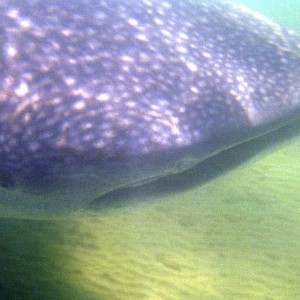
0,0,299,211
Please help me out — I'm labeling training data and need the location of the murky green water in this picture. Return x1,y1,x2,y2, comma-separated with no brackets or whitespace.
234,0,300,29
1,1,300,299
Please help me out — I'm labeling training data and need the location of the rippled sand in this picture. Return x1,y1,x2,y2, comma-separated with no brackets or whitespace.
1,134,300,299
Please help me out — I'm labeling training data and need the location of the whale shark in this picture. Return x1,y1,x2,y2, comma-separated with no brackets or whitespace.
0,0,299,211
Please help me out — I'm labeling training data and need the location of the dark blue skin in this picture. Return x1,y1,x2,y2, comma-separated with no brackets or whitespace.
0,0,299,211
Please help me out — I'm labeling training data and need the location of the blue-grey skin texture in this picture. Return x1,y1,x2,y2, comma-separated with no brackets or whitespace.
0,0,299,211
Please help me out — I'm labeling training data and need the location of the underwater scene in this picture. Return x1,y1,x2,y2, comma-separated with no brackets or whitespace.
0,0,300,299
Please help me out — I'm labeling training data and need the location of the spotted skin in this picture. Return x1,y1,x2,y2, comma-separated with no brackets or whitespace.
0,0,299,210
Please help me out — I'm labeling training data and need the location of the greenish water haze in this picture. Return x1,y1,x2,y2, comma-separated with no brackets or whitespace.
234,0,300,29
1,1,300,299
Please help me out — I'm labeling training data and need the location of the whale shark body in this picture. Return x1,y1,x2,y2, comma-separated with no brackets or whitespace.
0,0,299,211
